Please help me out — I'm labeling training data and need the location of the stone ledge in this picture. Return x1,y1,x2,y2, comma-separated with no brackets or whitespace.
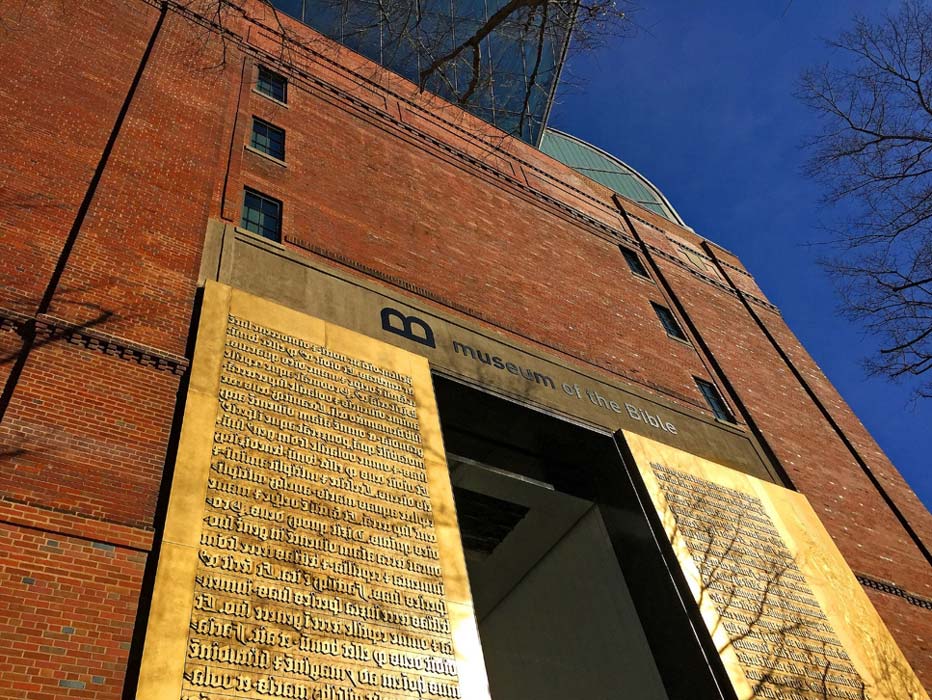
856,572,932,610
0,307,190,376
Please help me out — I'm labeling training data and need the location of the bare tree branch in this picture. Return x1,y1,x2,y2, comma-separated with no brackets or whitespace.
799,0,932,398
214,0,631,141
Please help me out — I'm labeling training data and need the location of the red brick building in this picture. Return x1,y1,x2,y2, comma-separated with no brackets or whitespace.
0,1,930,698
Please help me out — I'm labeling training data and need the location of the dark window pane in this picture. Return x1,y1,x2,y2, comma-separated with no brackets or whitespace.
250,118,286,160
241,188,282,242
621,246,649,278
651,302,687,341
257,66,287,103
696,378,735,422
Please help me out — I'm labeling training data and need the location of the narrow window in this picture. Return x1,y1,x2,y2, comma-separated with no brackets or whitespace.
696,378,735,422
620,246,650,278
682,249,708,271
651,302,688,341
241,188,282,242
250,117,286,161
256,66,287,103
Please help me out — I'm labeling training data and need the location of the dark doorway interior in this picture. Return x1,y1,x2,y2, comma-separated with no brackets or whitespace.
448,453,668,700
432,375,736,700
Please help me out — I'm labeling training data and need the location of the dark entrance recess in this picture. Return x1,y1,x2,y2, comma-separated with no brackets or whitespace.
432,374,738,700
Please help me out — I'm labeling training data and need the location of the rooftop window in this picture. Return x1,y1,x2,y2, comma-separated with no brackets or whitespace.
250,117,286,161
620,246,650,278
695,378,735,423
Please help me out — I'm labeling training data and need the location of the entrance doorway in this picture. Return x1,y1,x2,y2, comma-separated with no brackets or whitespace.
432,374,735,700
448,455,669,700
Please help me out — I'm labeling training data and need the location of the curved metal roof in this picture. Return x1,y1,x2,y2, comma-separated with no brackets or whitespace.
539,128,685,226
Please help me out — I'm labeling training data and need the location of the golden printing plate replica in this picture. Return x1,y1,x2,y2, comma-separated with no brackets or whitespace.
623,430,928,700
135,282,490,700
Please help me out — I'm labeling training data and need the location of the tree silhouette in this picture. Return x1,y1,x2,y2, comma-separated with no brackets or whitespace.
653,463,870,700
174,0,631,142
799,1,932,398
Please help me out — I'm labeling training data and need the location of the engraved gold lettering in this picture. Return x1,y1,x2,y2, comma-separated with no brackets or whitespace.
177,315,460,700
650,462,869,699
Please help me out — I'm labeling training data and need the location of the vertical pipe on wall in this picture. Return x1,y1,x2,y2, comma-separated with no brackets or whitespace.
702,241,932,568
614,199,794,489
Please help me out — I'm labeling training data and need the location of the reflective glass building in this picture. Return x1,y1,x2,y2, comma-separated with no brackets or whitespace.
271,0,573,143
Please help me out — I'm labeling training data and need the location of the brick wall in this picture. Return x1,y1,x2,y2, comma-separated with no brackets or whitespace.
0,0,158,314
0,524,147,700
0,0,929,692
0,1,221,694
0,341,178,528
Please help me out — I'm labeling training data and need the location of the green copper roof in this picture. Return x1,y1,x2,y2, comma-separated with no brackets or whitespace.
539,128,684,225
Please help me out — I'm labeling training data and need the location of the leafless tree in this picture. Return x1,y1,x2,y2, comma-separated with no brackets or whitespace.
173,0,631,141
799,1,932,397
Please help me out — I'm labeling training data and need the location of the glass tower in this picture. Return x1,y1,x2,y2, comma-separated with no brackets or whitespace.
271,0,574,144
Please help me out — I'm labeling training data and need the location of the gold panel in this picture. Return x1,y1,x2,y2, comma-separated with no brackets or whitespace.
622,431,928,700
137,281,491,700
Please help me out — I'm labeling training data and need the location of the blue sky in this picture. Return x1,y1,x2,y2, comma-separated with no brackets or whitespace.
549,1,932,508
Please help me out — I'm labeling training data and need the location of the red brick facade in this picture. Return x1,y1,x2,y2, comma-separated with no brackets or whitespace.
0,1,929,696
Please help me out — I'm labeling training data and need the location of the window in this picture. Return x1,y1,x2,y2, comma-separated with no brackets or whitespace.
651,302,688,342
681,248,708,271
250,117,286,161
620,246,650,278
241,188,282,242
256,66,287,103
695,378,735,422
